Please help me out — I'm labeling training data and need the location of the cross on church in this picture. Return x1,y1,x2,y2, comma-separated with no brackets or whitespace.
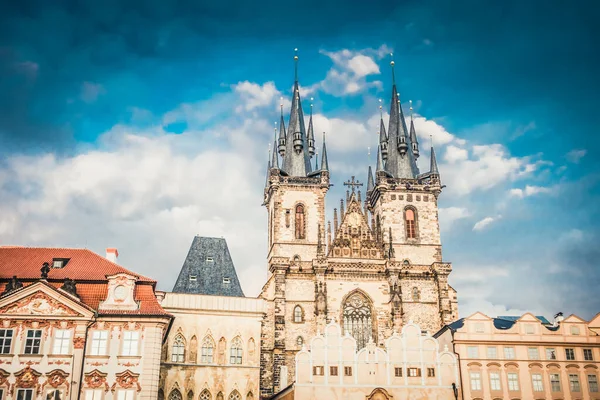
343,176,363,193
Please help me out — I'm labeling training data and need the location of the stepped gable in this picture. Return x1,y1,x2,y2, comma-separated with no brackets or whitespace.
172,236,244,297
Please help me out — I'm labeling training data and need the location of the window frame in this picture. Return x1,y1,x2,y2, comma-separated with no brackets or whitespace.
0,329,13,354
293,305,303,323
487,346,497,359
404,207,418,239
504,346,515,360
24,329,42,355
470,371,482,391
569,373,581,392
584,348,594,361
546,347,556,360
294,203,306,240
116,389,136,400
427,367,435,377
565,348,575,361
467,346,479,359
229,337,243,365
84,389,104,400
16,389,34,400
201,336,214,364
121,330,140,356
550,373,561,392
90,330,109,356
588,374,599,393
394,367,402,377
531,373,544,392
171,335,185,363
528,347,539,360
489,371,501,391
344,366,352,376
52,329,71,355
507,372,520,391
330,366,338,376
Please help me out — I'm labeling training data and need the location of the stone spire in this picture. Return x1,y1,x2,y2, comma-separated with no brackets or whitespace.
320,131,329,172
409,100,419,159
376,142,385,173
281,49,312,177
277,99,286,157
430,144,439,176
384,55,419,179
367,165,374,192
379,100,388,162
307,99,315,157
271,126,279,169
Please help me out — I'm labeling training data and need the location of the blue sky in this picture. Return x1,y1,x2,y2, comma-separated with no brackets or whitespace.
1,0,599,319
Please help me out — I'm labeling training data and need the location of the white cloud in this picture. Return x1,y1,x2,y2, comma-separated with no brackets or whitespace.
438,207,471,229
509,185,553,198
566,149,587,164
412,114,460,146
313,113,370,153
80,82,106,103
472,215,501,231
559,228,584,243
443,145,468,163
233,81,280,112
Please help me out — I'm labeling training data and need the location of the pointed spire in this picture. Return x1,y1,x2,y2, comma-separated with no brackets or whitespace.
327,221,332,248
333,208,339,237
379,99,388,162
314,149,319,171
367,165,374,191
430,143,439,175
278,98,286,157
409,100,419,159
320,131,329,171
271,125,279,169
307,98,315,157
376,142,385,173
264,146,272,190
340,199,345,219
317,223,324,256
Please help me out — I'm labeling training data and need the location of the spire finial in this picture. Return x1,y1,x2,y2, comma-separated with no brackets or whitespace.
280,97,284,117
379,98,383,118
294,48,299,82
310,97,314,116
409,99,413,122
390,53,396,85
315,149,319,170
368,146,371,161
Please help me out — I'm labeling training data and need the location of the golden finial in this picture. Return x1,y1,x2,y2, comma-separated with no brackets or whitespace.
294,48,299,81
409,99,413,121
390,52,396,85
310,97,314,111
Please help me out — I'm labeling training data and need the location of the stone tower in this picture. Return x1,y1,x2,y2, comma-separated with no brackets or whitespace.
259,54,458,398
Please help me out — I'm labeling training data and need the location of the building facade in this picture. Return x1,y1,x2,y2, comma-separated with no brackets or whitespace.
0,247,172,400
435,312,600,400
259,54,458,397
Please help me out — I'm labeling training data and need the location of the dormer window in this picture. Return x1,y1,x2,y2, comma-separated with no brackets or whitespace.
52,258,69,268
223,277,231,284
206,256,214,262
189,275,197,282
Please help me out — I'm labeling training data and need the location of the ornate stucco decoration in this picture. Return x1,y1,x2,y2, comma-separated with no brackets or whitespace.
42,369,70,395
0,291,81,316
84,370,109,392
14,366,42,394
111,370,142,393
99,273,139,311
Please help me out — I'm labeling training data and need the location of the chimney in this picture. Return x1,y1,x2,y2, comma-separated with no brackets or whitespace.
106,248,119,263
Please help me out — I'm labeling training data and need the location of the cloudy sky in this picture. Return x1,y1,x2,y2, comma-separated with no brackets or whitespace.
1,0,599,320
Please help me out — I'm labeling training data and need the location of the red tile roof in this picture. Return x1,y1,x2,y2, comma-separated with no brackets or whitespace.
0,247,169,317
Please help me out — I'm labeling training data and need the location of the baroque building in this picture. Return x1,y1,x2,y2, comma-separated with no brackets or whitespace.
259,53,458,397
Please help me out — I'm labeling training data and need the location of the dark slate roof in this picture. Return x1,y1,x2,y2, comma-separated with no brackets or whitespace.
498,315,551,325
172,236,244,297
493,318,516,330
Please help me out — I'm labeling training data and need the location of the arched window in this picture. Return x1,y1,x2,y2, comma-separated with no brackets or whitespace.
228,391,241,400
189,335,198,363
168,390,182,400
342,291,373,350
216,393,224,400
230,337,243,365
199,390,211,400
201,336,215,364
246,392,254,400
405,208,417,239
412,287,420,302
297,336,304,346
295,204,306,239
172,335,185,363
187,391,194,400
293,305,303,323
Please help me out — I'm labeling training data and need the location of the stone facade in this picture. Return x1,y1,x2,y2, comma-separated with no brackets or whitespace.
435,312,600,400
158,293,265,400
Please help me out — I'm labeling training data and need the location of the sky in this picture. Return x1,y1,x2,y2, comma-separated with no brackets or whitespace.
1,0,599,320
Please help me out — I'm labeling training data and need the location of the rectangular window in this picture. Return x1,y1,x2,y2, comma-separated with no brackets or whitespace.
117,390,135,400
584,349,594,361
201,344,213,364
507,372,520,391
46,390,62,400
528,347,539,360
344,366,352,376
90,331,108,356
206,256,214,262
427,368,435,377
0,388,4,400
550,373,561,392
394,367,402,377
312,366,324,376
532,373,544,392
408,368,421,377
566,348,575,361
546,348,556,360
569,374,580,392
467,346,479,358
470,372,482,391
588,375,598,393
504,347,515,359
330,366,338,376
189,275,197,282
121,331,139,356
487,346,497,359
490,372,501,391
0,329,13,354
222,277,231,284
24,330,42,355
85,390,103,400
52,329,71,355
16,389,34,400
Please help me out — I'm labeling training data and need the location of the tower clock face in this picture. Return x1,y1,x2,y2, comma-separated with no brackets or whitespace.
114,285,128,301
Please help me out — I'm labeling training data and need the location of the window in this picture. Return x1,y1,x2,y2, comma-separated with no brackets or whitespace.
584,348,594,361
405,208,416,239
85,390,103,400
330,366,338,376
569,374,580,392
0,329,13,354
222,277,230,284
342,291,373,350
296,336,304,346
532,373,544,392
528,347,539,360
313,366,324,376
295,204,305,239
201,336,214,364
409,368,421,377
427,368,435,377
546,348,556,360
566,348,575,360
474,323,484,333
490,372,501,391
504,346,515,359
588,375,598,393
16,389,34,400
571,326,580,335
230,337,243,365
394,367,402,377
470,372,482,391
467,346,479,358
168,390,182,400
550,373,561,392
507,372,519,391
205,256,214,262
227,391,241,400
90,331,108,356
525,324,534,334
171,335,185,362
122,331,139,356
189,275,197,282
199,390,211,400
487,346,497,359
24,330,42,354
411,287,420,302
117,391,135,400
293,305,303,323
46,390,62,400
52,258,69,268
53,329,71,355
344,366,352,376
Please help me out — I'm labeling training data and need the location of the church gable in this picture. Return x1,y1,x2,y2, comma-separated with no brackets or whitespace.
0,282,92,318
329,194,382,259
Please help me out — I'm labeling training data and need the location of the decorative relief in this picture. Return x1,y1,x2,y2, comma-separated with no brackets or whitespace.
14,366,41,390
73,337,86,349
0,369,10,390
111,370,141,393
42,369,70,395
84,370,109,392
0,292,80,316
